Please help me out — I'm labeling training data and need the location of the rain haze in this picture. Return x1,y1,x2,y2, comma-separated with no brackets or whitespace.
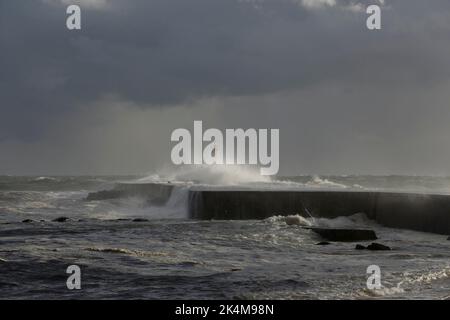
1,0,450,175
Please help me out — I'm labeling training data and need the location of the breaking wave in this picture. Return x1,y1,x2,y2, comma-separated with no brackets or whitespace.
137,165,272,186
265,213,376,229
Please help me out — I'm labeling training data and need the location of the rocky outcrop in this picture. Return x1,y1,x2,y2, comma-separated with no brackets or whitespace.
310,227,377,242
367,243,391,250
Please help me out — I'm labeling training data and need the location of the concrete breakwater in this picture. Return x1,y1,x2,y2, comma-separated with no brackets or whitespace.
189,189,450,235
87,183,450,235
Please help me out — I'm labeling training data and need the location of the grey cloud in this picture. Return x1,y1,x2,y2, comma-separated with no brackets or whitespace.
1,0,450,174
2,0,450,139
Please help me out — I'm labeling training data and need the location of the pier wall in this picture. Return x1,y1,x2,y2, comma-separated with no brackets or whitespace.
188,190,450,235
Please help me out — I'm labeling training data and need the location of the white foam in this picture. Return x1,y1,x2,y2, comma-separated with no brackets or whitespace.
306,175,348,189
265,214,313,227
138,165,272,186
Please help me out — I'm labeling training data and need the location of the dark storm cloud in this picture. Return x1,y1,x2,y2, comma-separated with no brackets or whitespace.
2,0,450,142
2,0,450,175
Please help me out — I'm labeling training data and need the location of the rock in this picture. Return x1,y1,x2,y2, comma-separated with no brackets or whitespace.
366,242,391,251
447,236,450,240
22,219,34,223
310,227,377,242
52,217,69,222
133,218,149,222
285,216,303,226
316,241,331,245
355,244,367,250
0,258,7,263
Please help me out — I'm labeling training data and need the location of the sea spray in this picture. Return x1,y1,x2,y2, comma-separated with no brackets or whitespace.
138,165,272,186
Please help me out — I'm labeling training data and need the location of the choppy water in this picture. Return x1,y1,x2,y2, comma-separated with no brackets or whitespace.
0,175,449,299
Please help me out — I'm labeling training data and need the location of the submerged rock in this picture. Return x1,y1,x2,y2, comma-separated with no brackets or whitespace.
53,217,69,222
22,219,34,223
133,218,149,222
316,241,331,245
367,242,391,251
447,236,450,240
355,243,391,251
310,227,377,242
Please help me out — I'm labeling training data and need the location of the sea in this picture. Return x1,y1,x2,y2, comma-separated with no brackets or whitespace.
0,168,449,299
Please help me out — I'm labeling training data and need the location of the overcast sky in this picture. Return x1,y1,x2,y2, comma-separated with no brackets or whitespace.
1,0,450,176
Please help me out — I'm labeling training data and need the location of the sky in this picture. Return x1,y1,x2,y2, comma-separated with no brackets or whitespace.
1,0,450,176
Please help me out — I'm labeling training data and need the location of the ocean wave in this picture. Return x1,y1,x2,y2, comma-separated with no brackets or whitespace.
353,265,450,299
86,247,168,257
33,176,59,182
264,212,376,229
264,215,313,227
356,286,405,298
399,266,450,286
86,186,189,220
306,175,348,189
85,247,203,267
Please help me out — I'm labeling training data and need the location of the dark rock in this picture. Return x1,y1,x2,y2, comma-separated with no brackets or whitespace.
366,242,391,251
447,236,450,240
355,244,367,250
53,217,69,222
310,227,377,242
133,218,149,222
22,219,34,223
316,241,331,245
